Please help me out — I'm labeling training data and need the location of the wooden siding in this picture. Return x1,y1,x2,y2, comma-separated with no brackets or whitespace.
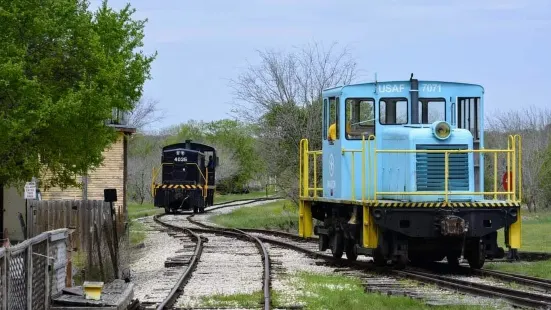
40,132,127,214
87,132,125,213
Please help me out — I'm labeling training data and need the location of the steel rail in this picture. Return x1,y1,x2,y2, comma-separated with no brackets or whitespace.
232,228,271,310
165,213,272,309
395,269,551,309
153,214,204,310
471,268,551,290
199,224,551,310
164,198,551,309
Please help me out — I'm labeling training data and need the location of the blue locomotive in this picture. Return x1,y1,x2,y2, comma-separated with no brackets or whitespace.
299,75,522,269
152,140,218,213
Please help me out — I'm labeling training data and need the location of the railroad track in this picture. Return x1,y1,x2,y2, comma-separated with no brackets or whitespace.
138,197,551,309
189,215,551,309
394,269,551,309
138,216,203,310
152,211,272,310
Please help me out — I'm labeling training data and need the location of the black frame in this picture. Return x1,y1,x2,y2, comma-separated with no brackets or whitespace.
344,97,376,140
418,97,446,124
457,97,480,141
379,97,409,125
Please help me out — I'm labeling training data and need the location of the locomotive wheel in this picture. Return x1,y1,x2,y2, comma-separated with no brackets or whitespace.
394,255,408,270
199,206,205,213
193,206,198,214
319,234,329,251
373,248,386,267
466,239,485,269
446,254,460,268
345,239,358,261
330,232,344,259
164,207,172,214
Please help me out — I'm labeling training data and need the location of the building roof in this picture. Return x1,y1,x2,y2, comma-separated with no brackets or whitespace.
108,124,137,134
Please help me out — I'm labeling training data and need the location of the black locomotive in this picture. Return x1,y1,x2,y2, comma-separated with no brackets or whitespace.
153,140,217,213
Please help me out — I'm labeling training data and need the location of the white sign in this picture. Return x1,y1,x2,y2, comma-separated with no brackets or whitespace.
421,83,442,92
378,84,406,93
24,182,36,200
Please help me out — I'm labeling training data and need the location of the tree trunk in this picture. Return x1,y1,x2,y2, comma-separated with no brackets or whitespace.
0,183,3,240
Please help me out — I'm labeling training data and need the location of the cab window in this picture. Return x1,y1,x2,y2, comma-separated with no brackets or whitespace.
323,98,328,140
345,98,375,139
327,97,339,142
418,98,445,124
379,98,408,125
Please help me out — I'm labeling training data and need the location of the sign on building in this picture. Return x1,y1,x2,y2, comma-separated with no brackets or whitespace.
24,181,37,200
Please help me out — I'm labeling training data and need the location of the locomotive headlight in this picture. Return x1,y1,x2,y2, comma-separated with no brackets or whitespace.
431,121,452,140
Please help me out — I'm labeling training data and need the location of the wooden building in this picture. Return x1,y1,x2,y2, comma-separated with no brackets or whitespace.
1,111,136,243
40,124,136,212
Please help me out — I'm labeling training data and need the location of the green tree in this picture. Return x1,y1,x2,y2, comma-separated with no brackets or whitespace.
0,0,156,189
230,42,357,200
153,119,263,194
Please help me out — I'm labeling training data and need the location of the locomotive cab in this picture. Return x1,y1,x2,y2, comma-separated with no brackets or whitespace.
152,140,218,214
299,76,522,269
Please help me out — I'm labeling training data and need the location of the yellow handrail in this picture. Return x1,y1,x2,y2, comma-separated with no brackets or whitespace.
151,162,210,198
299,134,522,204
151,166,160,197
299,139,323,198
341,147,362,200
515,135,522,202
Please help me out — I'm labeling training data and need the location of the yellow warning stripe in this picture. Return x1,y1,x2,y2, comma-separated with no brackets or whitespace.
374,201,520,208
153,184,206,190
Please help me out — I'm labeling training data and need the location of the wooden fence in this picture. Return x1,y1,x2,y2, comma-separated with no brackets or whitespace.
28,200,128,284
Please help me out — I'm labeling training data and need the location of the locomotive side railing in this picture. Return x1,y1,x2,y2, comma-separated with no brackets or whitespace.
374,135,522,203
299,135,523,204
299,139,322,198
151,163,210,198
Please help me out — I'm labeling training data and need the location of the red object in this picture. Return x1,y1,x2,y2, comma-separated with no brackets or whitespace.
502,171,512,191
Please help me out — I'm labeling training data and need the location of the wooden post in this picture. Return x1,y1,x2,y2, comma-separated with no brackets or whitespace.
86,203,92,280
110,202,119,279
102,223,118,279
93,223,105,282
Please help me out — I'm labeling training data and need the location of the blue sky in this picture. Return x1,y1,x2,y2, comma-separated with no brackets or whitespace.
91,0,551,130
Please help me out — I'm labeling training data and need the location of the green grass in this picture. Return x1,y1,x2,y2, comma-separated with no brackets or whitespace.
201,291,264,308
487,209,551,279
129,220,147,245
128,202,162,220
496,208,551,252
214,190,276,204
209,200,298,231
279,272,492,310
193,272,493,309
485,260,551,279
127,190,276,219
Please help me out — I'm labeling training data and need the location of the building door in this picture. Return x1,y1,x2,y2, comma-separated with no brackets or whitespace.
322,96,341,198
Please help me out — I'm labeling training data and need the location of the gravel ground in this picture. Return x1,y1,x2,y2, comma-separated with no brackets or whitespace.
128,217,197,307
128,200,514,309
175,233,263,308
448,273,551,298
252,232,510,308
267,243,337,307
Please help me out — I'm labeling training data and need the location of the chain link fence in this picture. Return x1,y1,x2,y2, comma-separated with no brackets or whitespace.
0,229,68,310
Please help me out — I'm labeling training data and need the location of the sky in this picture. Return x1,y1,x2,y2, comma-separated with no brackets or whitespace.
90,0,551,131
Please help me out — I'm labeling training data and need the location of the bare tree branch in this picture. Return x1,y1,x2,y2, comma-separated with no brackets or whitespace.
229,41,358,201
128,97,165,130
